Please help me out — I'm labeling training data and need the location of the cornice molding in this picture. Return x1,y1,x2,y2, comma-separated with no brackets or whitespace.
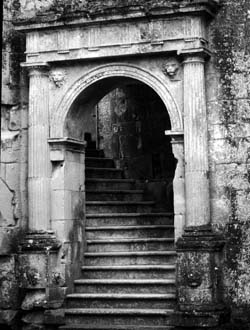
14,0,220,32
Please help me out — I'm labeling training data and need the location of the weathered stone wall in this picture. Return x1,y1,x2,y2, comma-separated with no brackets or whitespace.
1,1,27,234
1,2,28,327
207,0,250,328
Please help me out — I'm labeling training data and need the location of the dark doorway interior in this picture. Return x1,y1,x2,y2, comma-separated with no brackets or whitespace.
67,78,176,211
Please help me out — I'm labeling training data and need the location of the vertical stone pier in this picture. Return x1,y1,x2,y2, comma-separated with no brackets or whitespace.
183,53,210,227
174,50,227,329
18,63,62,329
25,62,51,232
165,131,185,241
19,61,60,270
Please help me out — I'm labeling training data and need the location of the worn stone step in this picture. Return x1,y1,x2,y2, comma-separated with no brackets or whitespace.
86,167,123,179
85,157,114,168
64,308,174,326
87,237,175,252
85,225,174,239
61,324,175,330
86,190,144,201
73,279,176,294
86,178,136,190
81,265,176,279
84,251,177,266
66,293,176,309
86,213,174,227
86,201,155,213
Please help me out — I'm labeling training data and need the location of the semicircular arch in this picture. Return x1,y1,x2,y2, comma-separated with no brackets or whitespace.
50,63,183,138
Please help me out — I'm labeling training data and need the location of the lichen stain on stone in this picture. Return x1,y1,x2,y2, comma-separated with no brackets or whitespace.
235,227,250,305
210,2,250,317
224,222,250,307
0,256,19,310
224,186,238,222
211,0,250,147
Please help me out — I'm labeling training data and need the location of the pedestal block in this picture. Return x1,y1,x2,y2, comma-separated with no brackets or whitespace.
174,226,228,329
18,231,63,329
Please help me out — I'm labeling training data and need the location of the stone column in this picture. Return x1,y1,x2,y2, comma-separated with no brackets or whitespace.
173,50,227,329
183,53,210,227
25,62,51,232
19,63,62,329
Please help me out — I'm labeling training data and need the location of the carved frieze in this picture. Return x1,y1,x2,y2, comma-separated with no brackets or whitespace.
25,17,195,55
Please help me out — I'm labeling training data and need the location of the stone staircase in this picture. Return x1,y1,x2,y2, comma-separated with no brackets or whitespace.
61,148,176,330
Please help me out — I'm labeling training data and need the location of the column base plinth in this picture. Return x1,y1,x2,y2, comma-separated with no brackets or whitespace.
18,230,66,326
172,309,230,329
174,225,229,329
177,225,225,251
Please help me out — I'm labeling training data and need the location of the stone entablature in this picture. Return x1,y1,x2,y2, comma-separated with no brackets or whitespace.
15,1,218,64
23,18,205,62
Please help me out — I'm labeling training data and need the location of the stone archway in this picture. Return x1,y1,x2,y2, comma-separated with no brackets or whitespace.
16,2,226,328
49,64,185,243
50,63,183,139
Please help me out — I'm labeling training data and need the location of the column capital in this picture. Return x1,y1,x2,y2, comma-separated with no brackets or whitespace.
48,137,87,163
165,130,184,144
48,137,87,152
21,62,50,76
179,47,212,64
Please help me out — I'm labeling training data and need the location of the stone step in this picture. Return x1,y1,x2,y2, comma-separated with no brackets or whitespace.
73,279,176,294
61,326,174,330
84,251,177,266
64,308,174,327
85,225,174,239
87,237,175,252
86,213,174,227
61,325,174,330
81,265,176,280
86,201,155,213
86,178,136,190
85,157,114,168
86,190,144,201
81,265,176,279
66,293,176,309
86,167,123,179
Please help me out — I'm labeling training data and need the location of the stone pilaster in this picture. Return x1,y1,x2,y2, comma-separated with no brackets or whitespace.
173,50,227,329
18,64,63,328
183,53,210,227
24,62,51,232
